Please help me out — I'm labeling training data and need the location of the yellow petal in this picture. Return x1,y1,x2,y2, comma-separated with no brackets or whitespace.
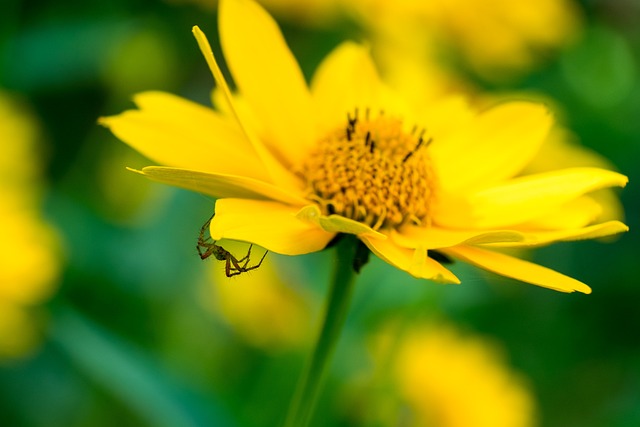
211,87,267,141
296,205,386,239
391,226,525,249
392,219,628,251
99,91,269,181
218,0,315,167
310,42,384,135
418,96,475,145
443,246,591,293
209,198,336,255
431,102,553,193
132,166,308,206
192,26,302,194
590,189,626,223
522,196,603,229
481,220,628,248
436,167,628,229
360,235,460,283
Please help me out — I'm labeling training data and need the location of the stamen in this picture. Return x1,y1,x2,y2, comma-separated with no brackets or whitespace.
346,108,359,141
348,108,359,128
403,130,431,163
300,109,435,230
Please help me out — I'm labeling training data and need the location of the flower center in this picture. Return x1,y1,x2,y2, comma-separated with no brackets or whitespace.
300,110,436,230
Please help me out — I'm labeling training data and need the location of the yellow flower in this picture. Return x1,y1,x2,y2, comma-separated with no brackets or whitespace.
0,92,60,359
166,0,340,26
364,322,537,427
347,0,583,80
101,0,627,294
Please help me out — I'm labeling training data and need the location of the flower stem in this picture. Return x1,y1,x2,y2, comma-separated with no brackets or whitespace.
282,236,360,427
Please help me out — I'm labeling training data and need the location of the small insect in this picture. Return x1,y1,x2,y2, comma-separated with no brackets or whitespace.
197,214,268,277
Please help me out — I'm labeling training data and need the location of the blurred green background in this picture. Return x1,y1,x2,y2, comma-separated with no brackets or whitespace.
1,0,639,426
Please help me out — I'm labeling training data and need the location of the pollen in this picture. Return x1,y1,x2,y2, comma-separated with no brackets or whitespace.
300,110,436,230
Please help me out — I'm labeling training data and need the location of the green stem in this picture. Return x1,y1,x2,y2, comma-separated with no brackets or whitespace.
282,236,360,427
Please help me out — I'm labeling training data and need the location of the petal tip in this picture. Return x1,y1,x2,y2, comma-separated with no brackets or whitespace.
609,221,630,234
620,175,629,187
580,286,593,295
97,116,112,127
419,271,460,284
192,25,206,40
125,167,145,176
602,169,628,188
439,275,461,285
570,282,592,294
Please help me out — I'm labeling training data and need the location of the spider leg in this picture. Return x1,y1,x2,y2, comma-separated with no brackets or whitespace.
198,215,214,241
242,249,269,273
235,244,252,266
240,245,254,269
197,241,216,260
224,255,233,278
256,249,268,268
227,270,243,277
227,254,245,277
228,253,246,272
197,214,218,260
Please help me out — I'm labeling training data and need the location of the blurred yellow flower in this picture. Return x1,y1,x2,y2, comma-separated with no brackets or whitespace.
363,322,536,427
0,92,60,359
166,0,340,26
348,0,583,80
200,240,311,351
102,0,627,293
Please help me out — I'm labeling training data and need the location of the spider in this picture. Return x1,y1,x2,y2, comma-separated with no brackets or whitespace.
197,214,268,277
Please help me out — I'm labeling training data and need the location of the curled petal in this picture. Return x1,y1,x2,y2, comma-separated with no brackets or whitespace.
99,91,268,180
218,0,315,167
522,196,603,229
360,235,460,283
132,167,308,206
443,246,592,294
391,226,525,250
209,198,335,255
435,167,628,229
296,205,386,239
192,25,302,193
392,220,628,250
481,220,629,248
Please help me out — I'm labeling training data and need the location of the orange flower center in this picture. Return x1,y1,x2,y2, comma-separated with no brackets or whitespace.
300,111,436,230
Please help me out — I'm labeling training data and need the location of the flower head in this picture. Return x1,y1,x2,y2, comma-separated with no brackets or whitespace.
101,0,627,293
